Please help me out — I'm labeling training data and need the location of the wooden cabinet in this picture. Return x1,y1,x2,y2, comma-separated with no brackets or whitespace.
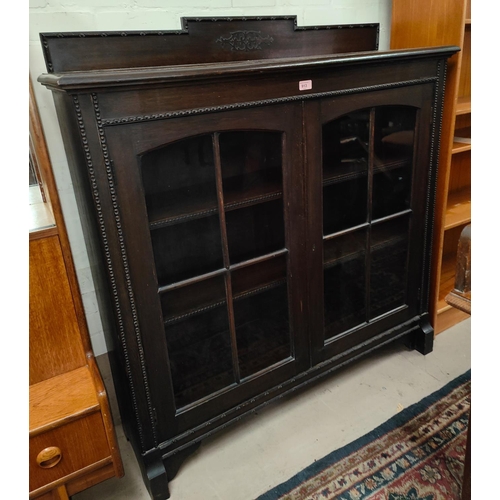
390,0,472,333
29,80,124,499
37,17,457,499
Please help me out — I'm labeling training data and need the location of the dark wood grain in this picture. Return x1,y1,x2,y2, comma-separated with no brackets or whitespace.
37,18,457,499
41,17,379,73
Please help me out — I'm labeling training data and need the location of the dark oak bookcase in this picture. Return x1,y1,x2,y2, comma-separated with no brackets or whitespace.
38,17,457,499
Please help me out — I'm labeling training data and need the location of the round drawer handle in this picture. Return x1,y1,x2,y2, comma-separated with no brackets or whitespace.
36,446,62,469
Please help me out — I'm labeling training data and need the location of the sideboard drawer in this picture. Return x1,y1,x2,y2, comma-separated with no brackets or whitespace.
29,412,111,493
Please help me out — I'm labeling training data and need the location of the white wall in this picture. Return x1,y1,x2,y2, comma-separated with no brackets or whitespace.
29,0,392,356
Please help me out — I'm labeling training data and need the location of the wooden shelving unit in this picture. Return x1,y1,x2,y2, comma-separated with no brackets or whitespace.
391,0,471,334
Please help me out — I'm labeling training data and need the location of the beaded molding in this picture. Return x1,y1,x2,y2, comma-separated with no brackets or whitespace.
101,78,438,127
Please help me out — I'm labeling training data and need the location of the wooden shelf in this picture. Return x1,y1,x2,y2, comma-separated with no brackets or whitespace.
456,96,471,115
452,126,471,154
233,278,287,301
323,161,368,185
323,157,411,186
148,185,218,229
225,186,283,212
324,248,364,270
444,189,471,230
29,366,100,437
452,140,472,154
149,175,283,229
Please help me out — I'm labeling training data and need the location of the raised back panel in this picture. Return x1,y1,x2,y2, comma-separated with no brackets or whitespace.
41,16,379,73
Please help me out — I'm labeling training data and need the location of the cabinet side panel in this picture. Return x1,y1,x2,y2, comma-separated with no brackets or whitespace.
390,0,466,49
49,91,135,441
29,235,87,385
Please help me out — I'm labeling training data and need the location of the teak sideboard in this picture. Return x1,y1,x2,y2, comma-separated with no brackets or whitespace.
38,17,458,499
29,79,124,499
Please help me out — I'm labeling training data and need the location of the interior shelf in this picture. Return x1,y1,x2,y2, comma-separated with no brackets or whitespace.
233,278,287,301
444,188,471,230
148,187,218,229
323,161,367,185
322,157,412,186
163,299,227,326
324,248,364,270
456,96,471,115
224,172,283,211
452,126,471,154
149,174,283,228
452,141,472,154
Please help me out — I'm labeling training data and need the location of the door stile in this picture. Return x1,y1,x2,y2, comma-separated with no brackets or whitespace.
278,103,310,372
302,100,325,366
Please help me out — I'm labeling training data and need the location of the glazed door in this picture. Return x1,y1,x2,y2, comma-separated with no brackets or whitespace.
306,84,436,364
103,104,308,440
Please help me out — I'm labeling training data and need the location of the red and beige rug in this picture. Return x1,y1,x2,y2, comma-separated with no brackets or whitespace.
257,370,470,500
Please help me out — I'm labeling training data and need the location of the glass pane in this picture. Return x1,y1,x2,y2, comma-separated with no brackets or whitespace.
233,282,290,379
150,214,223,286
219,131,283,209
141,135,218,225
323,179,367,235
323,229,366,339
372,106,416,219
225,199,285,264
160,275,227,324
372,166,412,219
370,216,410,318
322,111,369,235
231,254,287,299
322,110,370,183
165,304,234,408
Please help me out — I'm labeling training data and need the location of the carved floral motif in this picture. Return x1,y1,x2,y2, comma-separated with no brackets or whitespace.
216,30,274,51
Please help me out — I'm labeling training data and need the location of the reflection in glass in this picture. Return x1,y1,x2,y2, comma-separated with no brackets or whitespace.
141,135,217,224
165,305,234,408
322,110,370,182
226,199,285,264
322,111,370,235
220,131,283,208
150,214,223,286
324,229,366,339
234,283,290,379
370,216,410,318
372,106,416,219
373,167,412,219
323,179,367,235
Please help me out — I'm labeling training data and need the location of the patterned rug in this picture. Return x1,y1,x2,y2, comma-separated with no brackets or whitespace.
257,370,471,500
